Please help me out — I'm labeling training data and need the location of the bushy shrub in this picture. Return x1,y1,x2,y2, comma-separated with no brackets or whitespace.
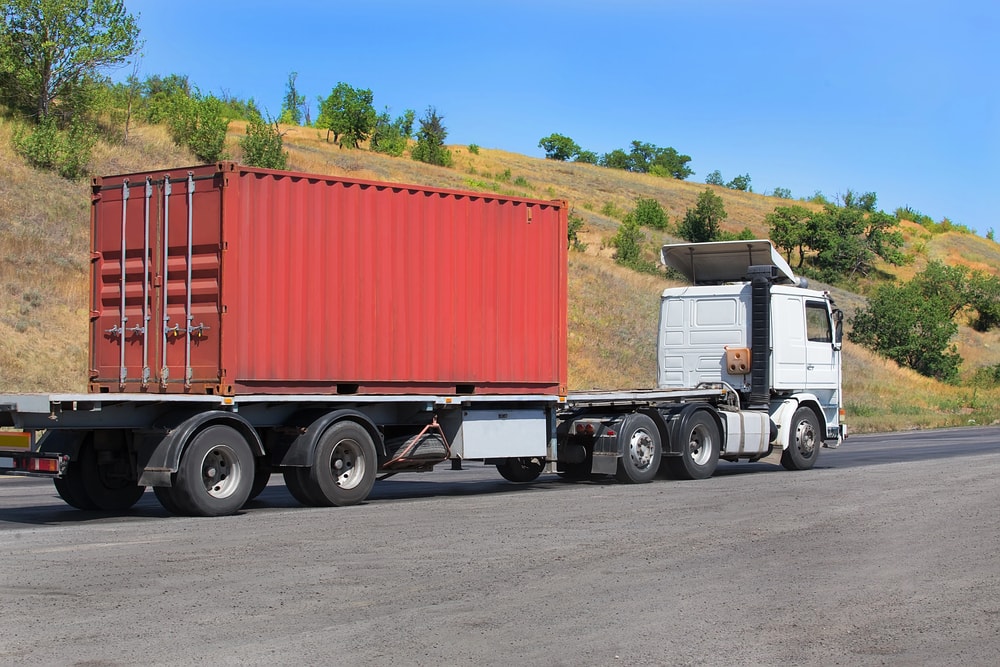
13,116,95,179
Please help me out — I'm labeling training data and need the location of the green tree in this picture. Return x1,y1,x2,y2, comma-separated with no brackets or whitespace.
538,133,580,161
851,279,961,382
166,93,229,162
316,82,377,148
624,197,668,231
278,71,305,125
599,148,629,170
677,189,727,242
625,140,693,179
240,115,286,169
370,107,414,157
806,192,905,281
766,204,812,266
12,112,94,177
727,173,751,191
574,149,598,164
141,73,190,123
0,0,139,120
705,170,724,186
411,106,452,167
771,187,792,199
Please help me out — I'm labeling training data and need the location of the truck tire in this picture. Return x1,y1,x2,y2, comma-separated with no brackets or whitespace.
248,463,272,501
664,411,720,480
282,468,321,506
781,407,821,471
153,484,186,516
300,421,377,506
79,437,146,511
171,425,255,517
615,414,662,484
497,457,545,483
53,462,98,510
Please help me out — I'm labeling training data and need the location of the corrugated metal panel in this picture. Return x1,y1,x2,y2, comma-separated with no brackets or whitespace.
90,163,567,396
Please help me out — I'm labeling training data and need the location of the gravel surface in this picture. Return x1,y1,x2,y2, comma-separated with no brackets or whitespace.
1,445,998,666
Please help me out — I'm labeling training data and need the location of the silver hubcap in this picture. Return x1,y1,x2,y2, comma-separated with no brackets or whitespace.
688,424,712,466
201,444,243,499
795,419,816,456
331,439,365,490
628,428,656,471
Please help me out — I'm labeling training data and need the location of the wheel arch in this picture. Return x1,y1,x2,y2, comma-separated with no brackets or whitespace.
660,403,725,457
137,411,263,487
279,409,384,468
771,395,826,450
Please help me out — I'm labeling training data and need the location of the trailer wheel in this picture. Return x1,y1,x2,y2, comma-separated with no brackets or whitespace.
248,463,272,501
282,468,321,506
172,425,255,517
53,462,98,510
301,421,377,506
497,457,545,483
615,414,662,484
153,484,186,516
664,411,719,480
781,407,821,471
79,437,146,511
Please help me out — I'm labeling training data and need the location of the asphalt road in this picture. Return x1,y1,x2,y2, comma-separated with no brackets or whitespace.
1,427,999,665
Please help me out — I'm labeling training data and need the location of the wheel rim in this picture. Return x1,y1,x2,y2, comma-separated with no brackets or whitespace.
329,439,366,490
628,428,656,471
794,418,817,457
201,444,244,499
688,423,712,466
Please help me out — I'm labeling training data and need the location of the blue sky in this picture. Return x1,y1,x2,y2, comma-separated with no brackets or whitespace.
126,0,998,236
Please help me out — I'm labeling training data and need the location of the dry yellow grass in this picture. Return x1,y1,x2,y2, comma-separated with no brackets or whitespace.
2,118,1000,432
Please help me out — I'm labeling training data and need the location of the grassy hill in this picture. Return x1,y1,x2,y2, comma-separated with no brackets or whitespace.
2,118,1000,432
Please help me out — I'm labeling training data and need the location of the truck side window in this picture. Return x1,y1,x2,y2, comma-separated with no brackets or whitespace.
805,302,832,343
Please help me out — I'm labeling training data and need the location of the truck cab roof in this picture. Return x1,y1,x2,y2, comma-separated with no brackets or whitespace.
661,239,800,286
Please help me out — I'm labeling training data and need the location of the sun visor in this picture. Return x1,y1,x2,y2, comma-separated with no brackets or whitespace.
661,239,799,285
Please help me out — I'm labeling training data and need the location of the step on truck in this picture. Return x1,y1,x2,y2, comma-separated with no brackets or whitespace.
0,163,845,516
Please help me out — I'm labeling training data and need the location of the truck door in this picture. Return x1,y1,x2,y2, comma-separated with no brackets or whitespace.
804,300,839,399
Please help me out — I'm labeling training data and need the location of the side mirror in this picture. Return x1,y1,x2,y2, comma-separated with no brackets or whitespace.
832,309,844,349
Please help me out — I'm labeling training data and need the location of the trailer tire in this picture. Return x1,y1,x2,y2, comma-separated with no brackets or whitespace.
301,421,377,507
79,438,146,511
53,462,98,510
282,468,321,506
615,414,662,484
248,463,272,501
153,484,186,516
664,411,720,480
172,425,255,517
497,457,545,483
781,407,821,471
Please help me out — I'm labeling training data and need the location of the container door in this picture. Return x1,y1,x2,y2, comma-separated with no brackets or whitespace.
91,170,222,393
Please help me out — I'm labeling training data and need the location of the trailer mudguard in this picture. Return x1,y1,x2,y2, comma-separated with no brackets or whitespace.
279,409,384,468
662,403,727,456
137,411,264,487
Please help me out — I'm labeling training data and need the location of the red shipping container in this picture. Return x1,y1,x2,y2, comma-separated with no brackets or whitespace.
89,162,568,396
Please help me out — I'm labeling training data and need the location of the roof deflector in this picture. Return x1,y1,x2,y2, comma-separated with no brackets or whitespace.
660,239,799,285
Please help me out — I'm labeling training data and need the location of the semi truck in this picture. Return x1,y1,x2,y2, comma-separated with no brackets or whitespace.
0,163,845,516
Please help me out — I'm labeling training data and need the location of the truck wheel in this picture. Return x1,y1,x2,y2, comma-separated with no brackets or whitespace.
248,463,272,501
664,411,719,480
153,484,186,516
781,407,821,471
172,425,255,517
79,437,146,511
53,462,98,510
282,468,321,506
615,414,662,484
497,457,545,483
301,421,377,506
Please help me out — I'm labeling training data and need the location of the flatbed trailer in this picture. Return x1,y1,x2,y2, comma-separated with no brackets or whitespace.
0,163,845,516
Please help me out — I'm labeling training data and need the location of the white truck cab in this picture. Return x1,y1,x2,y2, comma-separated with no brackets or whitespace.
659,240,846,452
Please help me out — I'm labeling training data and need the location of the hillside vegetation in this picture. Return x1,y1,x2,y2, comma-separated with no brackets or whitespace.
2,119,1000,433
